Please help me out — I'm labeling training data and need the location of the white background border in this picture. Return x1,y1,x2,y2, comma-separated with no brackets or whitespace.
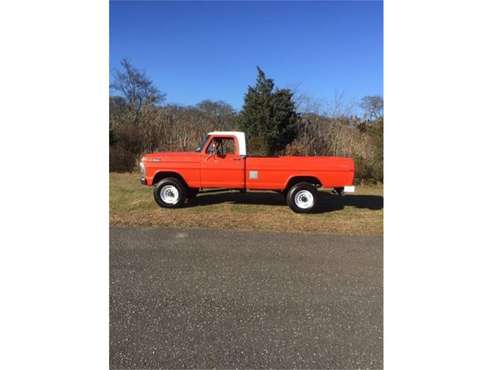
0,0,109,368
385,1,493,368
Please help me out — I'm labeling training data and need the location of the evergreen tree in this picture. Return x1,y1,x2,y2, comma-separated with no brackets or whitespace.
239,67,298,155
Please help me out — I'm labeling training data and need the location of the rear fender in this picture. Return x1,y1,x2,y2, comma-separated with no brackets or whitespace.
284,175,322,191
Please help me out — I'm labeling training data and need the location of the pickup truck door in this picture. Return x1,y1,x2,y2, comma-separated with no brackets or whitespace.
201,136,245,188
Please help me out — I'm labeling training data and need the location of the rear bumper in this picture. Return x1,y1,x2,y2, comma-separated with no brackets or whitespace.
140,176,147,185
343,185,355,193
333,185,355,195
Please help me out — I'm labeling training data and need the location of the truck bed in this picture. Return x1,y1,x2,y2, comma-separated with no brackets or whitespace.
245,155,354,190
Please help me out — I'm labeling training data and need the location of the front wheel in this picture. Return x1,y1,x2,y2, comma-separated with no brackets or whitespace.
153,178,187,208
286,182,319,213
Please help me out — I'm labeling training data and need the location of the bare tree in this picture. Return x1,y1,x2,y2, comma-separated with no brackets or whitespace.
360,96,383,120
294,93,324,115
326,90,356,118
197,100,235,117
110,59,165,119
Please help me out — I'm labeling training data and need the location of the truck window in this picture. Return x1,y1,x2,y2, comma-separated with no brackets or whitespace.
206,137,236,156
195,135,210,152
221,138,235,155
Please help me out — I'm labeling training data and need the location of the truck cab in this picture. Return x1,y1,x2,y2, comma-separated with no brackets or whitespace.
198,132,246,189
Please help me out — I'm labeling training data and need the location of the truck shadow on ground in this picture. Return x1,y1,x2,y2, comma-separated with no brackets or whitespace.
186,191,383,213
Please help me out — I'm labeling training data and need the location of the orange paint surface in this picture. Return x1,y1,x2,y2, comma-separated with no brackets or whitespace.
141,134,354,190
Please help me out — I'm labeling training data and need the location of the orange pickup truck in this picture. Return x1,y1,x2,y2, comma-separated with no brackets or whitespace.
140,131,355,213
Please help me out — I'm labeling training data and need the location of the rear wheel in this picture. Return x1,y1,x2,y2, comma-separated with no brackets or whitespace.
286,182,319,213
153,178,187,208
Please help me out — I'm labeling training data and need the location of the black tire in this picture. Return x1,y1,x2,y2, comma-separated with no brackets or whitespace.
153,177,187,208
286,182,319,213
187,188,199,202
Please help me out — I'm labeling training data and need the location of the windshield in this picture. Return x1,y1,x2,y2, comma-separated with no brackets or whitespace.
195,135,210,152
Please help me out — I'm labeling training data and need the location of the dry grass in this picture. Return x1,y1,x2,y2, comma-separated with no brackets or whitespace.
110,173,383,235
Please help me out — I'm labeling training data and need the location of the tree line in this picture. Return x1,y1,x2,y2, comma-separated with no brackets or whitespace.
110,59,383,183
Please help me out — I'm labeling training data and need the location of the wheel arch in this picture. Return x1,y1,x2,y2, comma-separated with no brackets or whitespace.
152,171,189,188
284,175,322,191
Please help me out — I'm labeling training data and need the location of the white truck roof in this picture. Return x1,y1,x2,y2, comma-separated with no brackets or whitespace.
208,131,246,156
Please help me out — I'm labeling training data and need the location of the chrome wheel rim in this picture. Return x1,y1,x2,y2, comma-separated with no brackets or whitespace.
294,190,314,209
160,185,179,205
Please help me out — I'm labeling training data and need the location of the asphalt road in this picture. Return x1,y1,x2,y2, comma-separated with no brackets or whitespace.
110,227,383,369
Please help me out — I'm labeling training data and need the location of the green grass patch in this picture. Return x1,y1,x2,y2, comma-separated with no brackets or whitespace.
110,172,383,235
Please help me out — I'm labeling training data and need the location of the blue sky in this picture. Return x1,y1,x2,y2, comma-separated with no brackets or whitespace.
110,1,382,112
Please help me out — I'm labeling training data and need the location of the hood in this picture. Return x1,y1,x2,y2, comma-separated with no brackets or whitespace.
141,151,202,162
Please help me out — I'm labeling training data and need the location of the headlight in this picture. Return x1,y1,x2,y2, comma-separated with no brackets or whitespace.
139,161,146,176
